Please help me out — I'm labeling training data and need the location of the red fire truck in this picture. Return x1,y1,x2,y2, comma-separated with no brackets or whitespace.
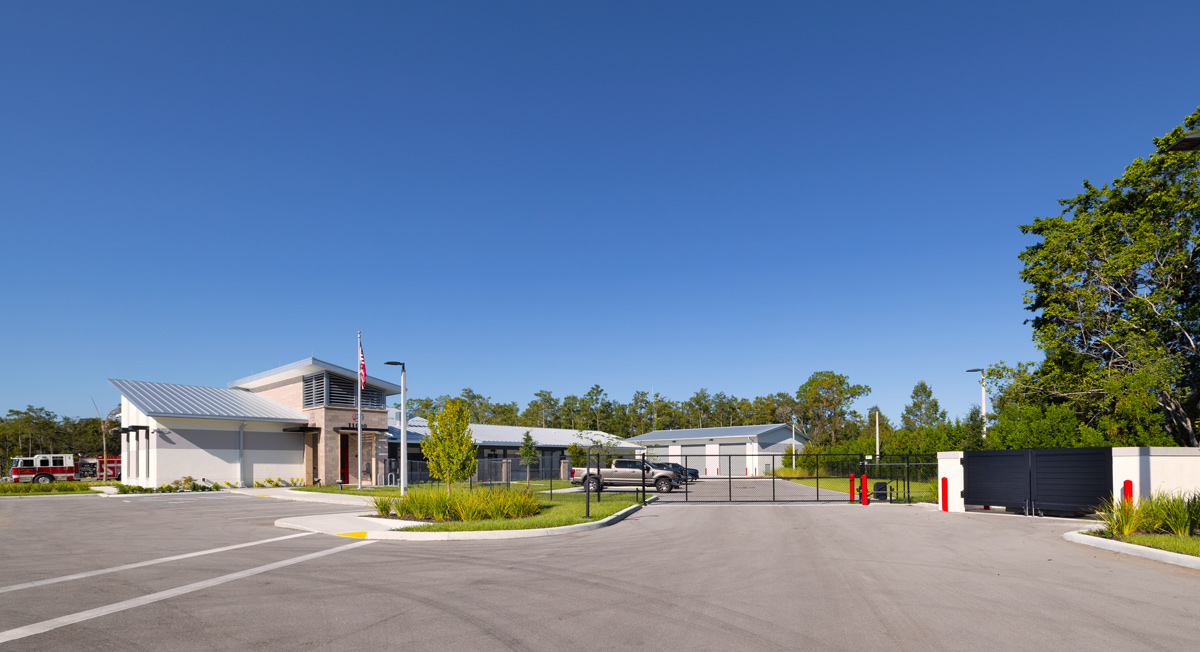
7,454,120,483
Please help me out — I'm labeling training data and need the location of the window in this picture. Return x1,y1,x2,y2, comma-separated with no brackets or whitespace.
614,460,636,469
21,459,33,468
38,458,49,467
51,457,63,467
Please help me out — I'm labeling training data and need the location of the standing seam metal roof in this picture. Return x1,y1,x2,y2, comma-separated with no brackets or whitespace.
109,379,308,423
386,414,636,448
624,423,802,443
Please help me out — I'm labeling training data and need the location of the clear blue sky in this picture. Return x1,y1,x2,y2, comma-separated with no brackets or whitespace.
2,1,1196,424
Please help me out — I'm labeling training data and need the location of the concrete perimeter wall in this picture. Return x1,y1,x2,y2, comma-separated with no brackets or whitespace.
1112,447,1200,502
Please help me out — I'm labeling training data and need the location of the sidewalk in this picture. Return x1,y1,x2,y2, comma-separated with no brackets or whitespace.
226,487,371,507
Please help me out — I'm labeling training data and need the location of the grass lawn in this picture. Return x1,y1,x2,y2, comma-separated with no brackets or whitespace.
1088,531,1200,557
782,476,937,503
400,491,640,532
0,485,102,496
293,480,577,498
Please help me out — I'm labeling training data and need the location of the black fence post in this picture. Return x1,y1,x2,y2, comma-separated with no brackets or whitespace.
728,455,732,502
815,453,820,502
771,458,775,502
640,452,646,506
685,454,689,502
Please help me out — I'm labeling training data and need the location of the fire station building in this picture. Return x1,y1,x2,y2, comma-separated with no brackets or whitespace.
108,358,402,488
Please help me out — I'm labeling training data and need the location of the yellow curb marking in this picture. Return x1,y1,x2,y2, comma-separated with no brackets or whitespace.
338,532,367,538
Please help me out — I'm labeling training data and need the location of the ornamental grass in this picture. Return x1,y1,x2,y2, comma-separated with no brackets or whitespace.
390,486,540,522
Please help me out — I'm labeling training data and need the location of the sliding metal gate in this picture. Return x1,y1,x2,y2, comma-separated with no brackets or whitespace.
962,447,1113,515
647,453,936,503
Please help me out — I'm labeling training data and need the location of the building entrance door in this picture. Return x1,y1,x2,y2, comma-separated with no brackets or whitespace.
340,435,349,485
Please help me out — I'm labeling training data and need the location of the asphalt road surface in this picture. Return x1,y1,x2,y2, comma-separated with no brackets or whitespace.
1,493,1196,651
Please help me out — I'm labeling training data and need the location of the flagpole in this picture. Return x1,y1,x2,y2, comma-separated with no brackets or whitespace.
357,331,364,490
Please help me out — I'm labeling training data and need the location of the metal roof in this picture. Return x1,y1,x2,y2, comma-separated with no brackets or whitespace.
387,412,636,448
624,423,804,443
227,357,404,395
109,379,308,424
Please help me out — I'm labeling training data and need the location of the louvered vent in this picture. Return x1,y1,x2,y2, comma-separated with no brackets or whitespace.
302,373,326,408
312,372,386,408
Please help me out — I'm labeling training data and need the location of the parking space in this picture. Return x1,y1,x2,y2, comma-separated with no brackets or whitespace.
1,493,1198,651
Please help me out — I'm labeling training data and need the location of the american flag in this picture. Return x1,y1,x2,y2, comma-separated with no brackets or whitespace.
358,336,366,389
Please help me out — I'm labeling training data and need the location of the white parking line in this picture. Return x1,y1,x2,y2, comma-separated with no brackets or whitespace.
0,532,314,594
0,540,374,644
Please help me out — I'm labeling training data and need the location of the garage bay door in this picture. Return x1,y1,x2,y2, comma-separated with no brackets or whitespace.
719,443,747,476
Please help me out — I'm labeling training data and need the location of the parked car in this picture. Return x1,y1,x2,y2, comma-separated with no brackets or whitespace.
658,462,699,482
570,459,681,493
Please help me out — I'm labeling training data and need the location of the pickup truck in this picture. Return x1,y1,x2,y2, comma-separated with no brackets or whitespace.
570,459,681,493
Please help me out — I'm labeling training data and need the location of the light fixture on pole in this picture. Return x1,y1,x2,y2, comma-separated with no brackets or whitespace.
965,368,987,437
1166,133,1200,151
384,361,407,495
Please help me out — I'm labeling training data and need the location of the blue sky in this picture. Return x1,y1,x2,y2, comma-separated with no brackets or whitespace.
2,1,1196,424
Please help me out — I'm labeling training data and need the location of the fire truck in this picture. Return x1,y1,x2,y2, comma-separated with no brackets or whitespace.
7,454,120,483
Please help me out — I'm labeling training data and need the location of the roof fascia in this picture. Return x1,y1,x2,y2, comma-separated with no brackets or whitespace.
227,357,404,395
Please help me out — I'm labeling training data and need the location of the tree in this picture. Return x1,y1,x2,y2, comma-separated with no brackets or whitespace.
565,442,587,468
518,431,538,488
794,372,870,445
900,381,946,430
420,399,477,490
1014,107,1200,446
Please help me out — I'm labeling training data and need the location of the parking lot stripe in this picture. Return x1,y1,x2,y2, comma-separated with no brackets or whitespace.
0,539,375,645
0,532,315,595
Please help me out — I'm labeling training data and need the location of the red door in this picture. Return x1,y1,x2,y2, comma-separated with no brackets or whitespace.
340,435,349,485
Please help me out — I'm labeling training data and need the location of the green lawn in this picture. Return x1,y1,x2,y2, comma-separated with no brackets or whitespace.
1090,532,1200,557
400,491,640,532
784,476,937,502
292,480,576,498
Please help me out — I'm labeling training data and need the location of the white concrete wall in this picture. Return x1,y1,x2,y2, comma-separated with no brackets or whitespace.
705,443,719,476
1112,447,1200,502
937,451,965,512
152,417,305,486
119,399,159,487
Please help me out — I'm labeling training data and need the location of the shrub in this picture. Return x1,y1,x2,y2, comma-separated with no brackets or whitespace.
370,495,395,517
1096,494,1142,537
393,486,540,522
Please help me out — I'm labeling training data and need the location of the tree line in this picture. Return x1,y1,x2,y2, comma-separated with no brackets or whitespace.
0,406,119,472
405,373,967,448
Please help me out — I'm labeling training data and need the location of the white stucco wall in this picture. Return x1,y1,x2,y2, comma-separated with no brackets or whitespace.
1112,447,1200,502
152,417,305,486
937,451,965,512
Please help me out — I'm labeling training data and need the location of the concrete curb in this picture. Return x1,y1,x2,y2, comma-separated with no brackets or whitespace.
1064,529,1200,572
366,501,644,540
275,498,651,541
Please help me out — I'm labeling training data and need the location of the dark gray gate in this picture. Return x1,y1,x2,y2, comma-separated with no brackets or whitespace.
962,447,1113,514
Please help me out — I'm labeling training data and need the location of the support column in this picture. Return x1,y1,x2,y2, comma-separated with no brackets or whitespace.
139,430,149,486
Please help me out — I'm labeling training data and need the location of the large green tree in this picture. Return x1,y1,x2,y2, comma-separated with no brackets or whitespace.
1014,107,1200,446
900,381,946,430
795,371,870,445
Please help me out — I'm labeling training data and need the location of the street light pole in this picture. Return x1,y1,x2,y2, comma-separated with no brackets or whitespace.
874,409,880,458
965,368,987,437
385,361,407,495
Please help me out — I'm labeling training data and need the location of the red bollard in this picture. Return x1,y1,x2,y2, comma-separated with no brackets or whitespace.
849,474,856,501
861,474,868,505
941,477,948,512
1123,479,1133,505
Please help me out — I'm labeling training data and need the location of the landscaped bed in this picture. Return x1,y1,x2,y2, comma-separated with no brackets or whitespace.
1088,491,1200,558
0,481,101,496
362,485,639,532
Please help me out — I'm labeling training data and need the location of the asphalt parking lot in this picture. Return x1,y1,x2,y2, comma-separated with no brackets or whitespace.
1,492,1197,651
